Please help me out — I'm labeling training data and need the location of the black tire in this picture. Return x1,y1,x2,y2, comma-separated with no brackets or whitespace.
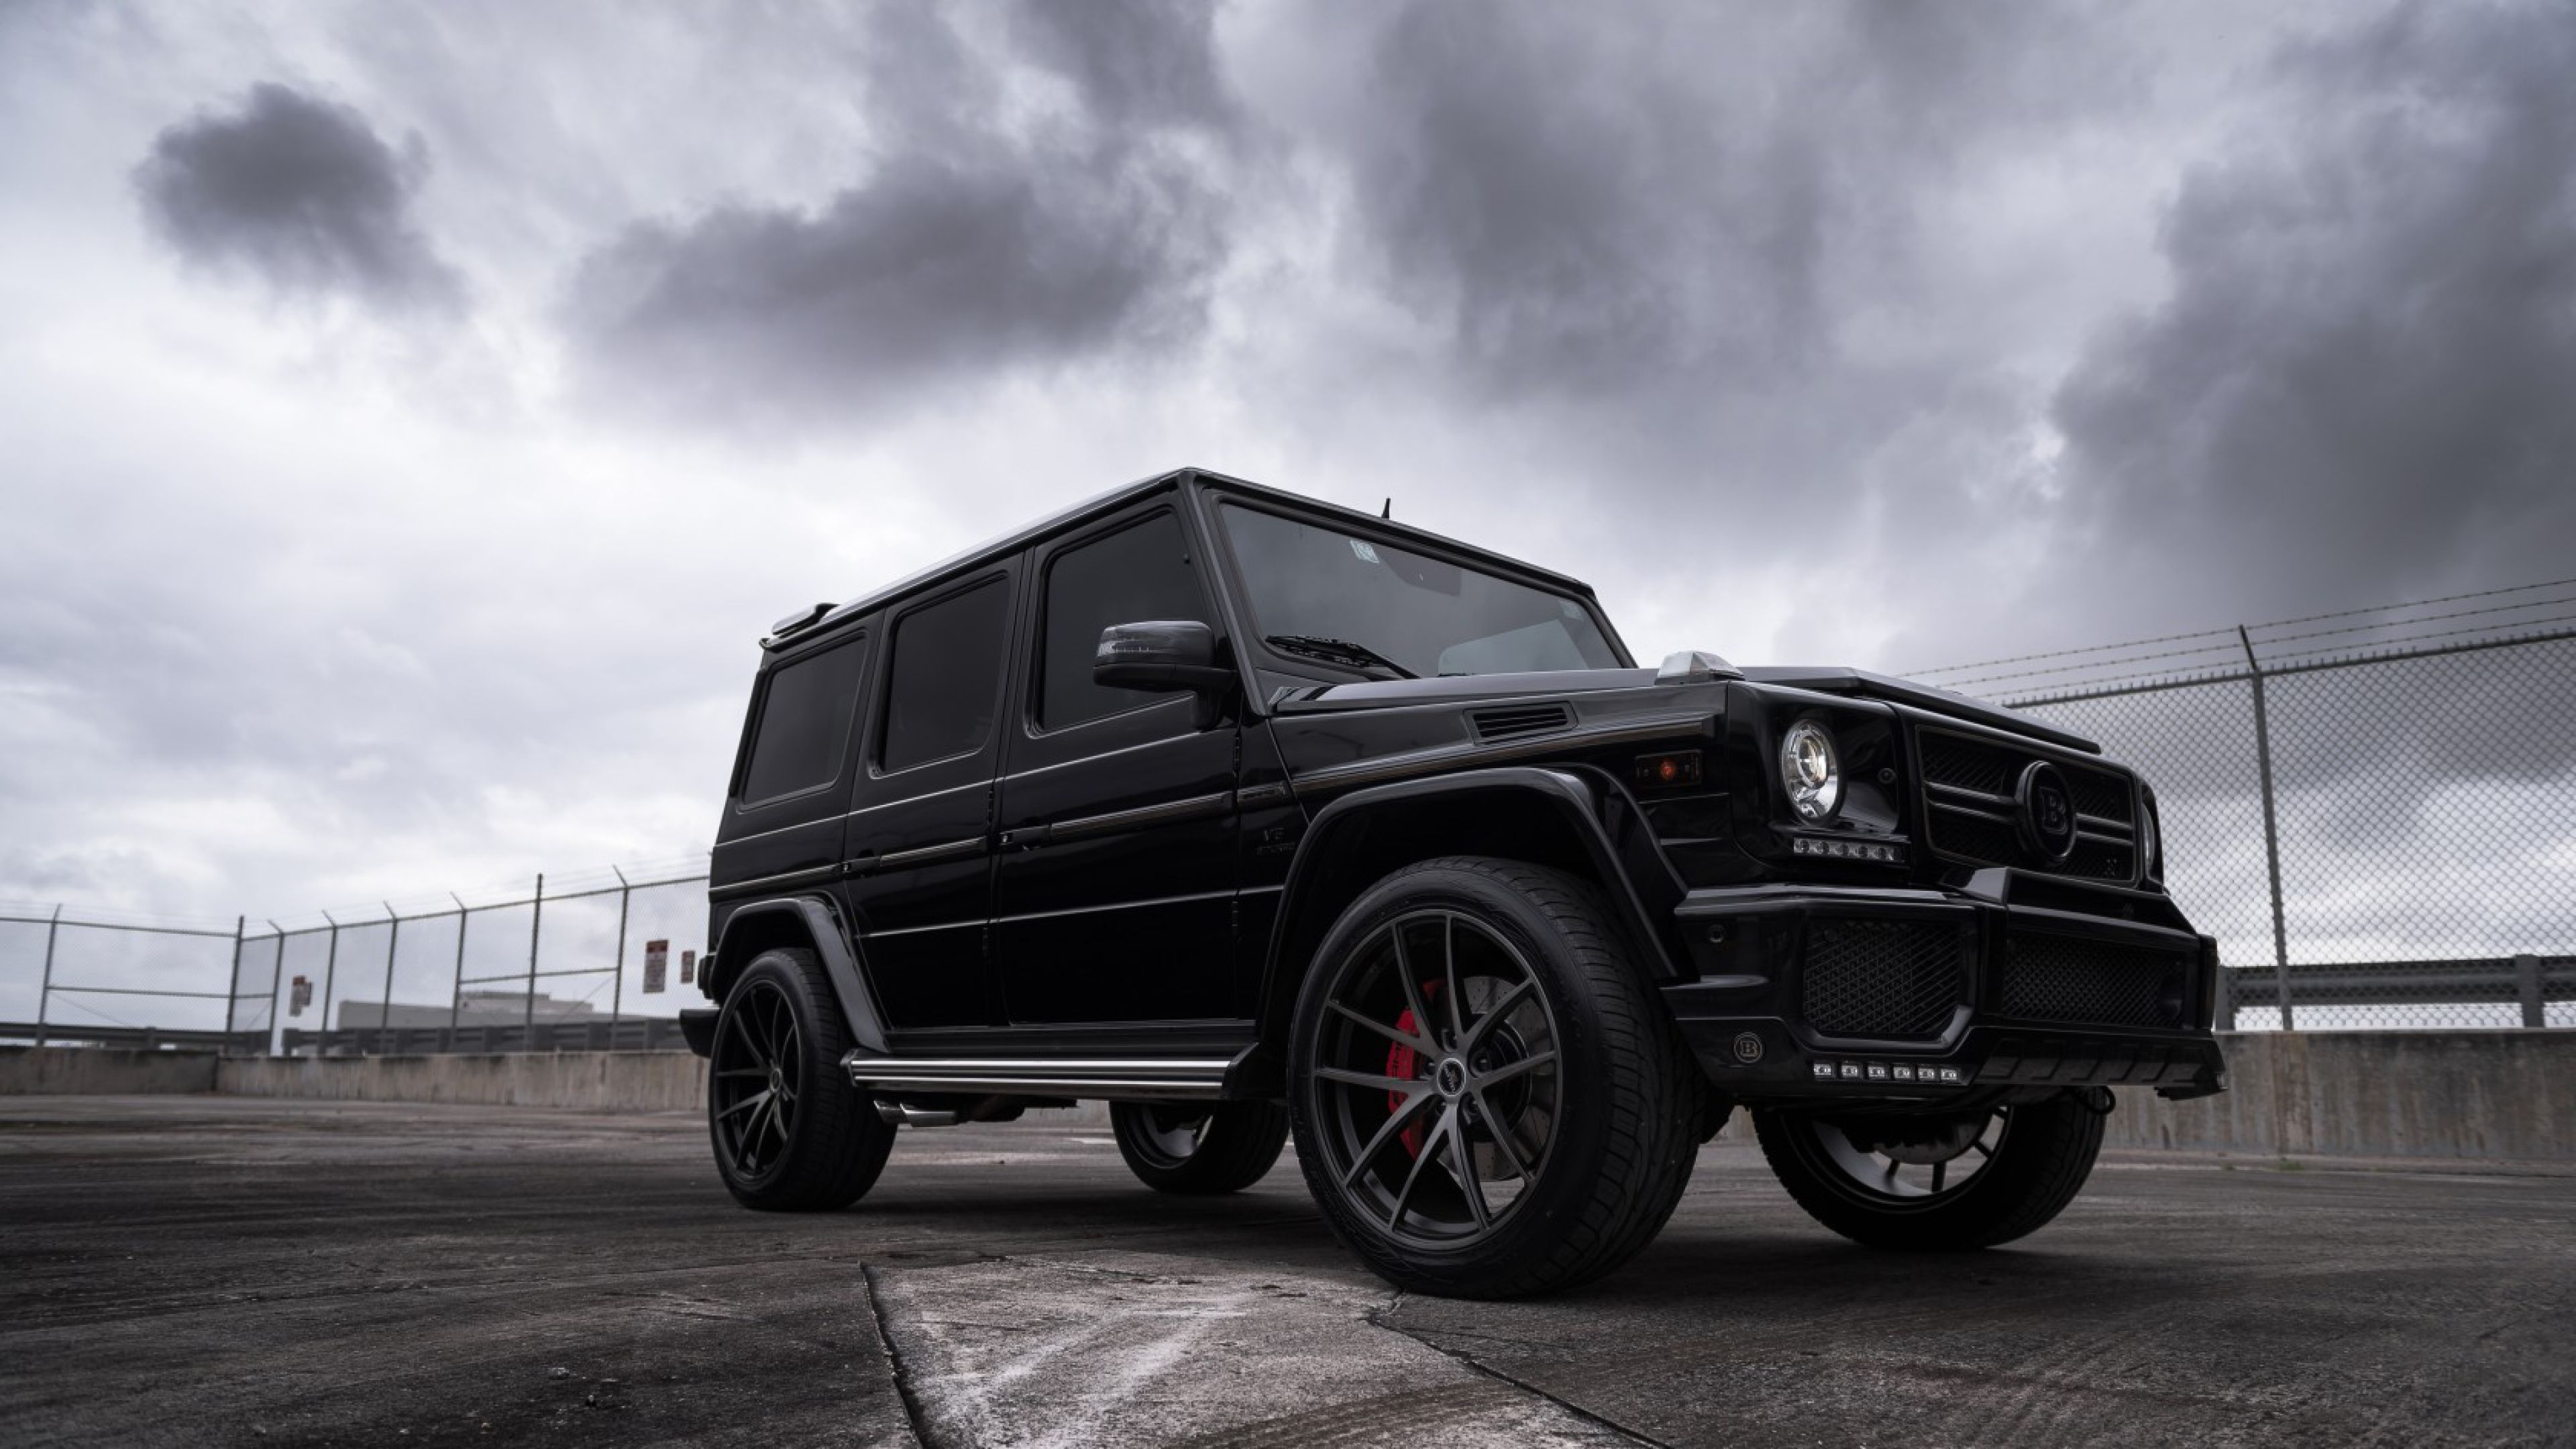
1754,1092,2105,1250
1287,857,1703,1299
1110,1100,1290,1195
707,947,896,1212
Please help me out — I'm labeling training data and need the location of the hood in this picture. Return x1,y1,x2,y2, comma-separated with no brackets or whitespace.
1739,665,2100,755
1266,662,2099,755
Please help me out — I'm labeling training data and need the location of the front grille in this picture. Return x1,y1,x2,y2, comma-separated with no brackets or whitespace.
1917,727,2140,883
1466,702,1574,743
1999,933,2188,1028
1801,920,1967,1040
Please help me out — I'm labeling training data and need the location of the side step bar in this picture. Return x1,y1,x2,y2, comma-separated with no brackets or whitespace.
841,1053,1232,1101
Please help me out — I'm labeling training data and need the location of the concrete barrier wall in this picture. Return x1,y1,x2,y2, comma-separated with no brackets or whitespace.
215,1051,707,1112
0,1046,220,1095
2103,1030,2575,1161
11,1032,2569,1160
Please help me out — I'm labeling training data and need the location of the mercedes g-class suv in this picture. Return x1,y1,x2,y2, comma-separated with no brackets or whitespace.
683,468,2223,1299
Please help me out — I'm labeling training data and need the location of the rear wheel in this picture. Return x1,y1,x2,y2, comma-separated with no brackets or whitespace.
1754,1091,2104,1250
1287,857,1702,1299
708,948,894,1211
1110,1100,1289,1194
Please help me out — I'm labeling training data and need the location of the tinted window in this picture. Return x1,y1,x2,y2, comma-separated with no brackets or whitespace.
881,577,1012,771
1040,512,1210,731
1219,505,1621,678
739,637,867,804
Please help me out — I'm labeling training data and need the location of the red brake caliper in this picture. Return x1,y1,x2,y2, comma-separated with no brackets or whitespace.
1384,982,1440,1159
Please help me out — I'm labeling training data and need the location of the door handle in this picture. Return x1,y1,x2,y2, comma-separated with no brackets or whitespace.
997,826,1051,851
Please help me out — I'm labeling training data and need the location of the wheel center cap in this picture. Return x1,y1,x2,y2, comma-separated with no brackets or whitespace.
1434,1057,1469,1097
769,1065,783,1093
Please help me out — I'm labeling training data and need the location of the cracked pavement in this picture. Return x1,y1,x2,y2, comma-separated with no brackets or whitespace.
3,1095,2571,1446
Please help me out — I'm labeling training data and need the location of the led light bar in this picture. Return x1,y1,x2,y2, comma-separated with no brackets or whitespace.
1792,836,1907,863
1810,1059,1968,1086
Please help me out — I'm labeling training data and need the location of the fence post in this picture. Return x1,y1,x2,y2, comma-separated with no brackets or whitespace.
448,894,470,1036
265,922,286,1056
222,916,246,1047
377,904,401,1055
2516,953,2545,1030
2237,627,2296,1031
609,866,631,1050
34,904,61,1048
523,873,544,1046
317,912,341,1057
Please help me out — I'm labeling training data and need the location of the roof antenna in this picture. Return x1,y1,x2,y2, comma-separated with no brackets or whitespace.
1381,498,1393,519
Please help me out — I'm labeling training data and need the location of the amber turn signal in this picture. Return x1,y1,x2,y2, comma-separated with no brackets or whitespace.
1633,749,1703,788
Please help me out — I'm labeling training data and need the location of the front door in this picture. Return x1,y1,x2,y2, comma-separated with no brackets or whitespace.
991,506,1240,1026
841,566,1018,1032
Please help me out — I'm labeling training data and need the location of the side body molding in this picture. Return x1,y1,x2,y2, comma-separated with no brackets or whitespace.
710,896,892,1057
1257,766,1688,1044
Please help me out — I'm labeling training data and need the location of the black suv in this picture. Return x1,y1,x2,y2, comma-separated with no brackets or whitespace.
683,468,2223,1298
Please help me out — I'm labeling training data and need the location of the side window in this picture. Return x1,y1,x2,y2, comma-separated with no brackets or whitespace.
1039,511,1210,731
881,577,1013,772
739,637,868,804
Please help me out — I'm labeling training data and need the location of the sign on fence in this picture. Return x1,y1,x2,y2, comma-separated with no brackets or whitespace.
680,949,696,985
288,975,311,1016
643,940,667,994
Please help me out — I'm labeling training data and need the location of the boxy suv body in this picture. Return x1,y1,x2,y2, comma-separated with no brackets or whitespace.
684,468,2224,1297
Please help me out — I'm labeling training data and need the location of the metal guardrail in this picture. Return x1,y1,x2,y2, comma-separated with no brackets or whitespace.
276,1018,695,1055
0,1021,268,1053
2219,956,2571,1027
3,1018,694,1055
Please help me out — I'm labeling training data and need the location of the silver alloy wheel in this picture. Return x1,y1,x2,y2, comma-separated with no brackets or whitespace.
1810,1106,2012,1200
710,977,802,1181
1307,908,1564,1245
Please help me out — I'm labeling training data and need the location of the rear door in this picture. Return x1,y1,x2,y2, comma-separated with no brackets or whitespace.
990,505,1241,1026
841,566,1019,1032
710,628,872,923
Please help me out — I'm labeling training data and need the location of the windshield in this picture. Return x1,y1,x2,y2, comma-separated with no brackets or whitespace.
1217,504,1623,678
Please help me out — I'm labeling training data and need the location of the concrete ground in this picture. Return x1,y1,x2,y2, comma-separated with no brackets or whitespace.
3,1097,2570,1448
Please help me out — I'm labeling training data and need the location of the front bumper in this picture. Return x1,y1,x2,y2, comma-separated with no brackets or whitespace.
1662,882,2227,1104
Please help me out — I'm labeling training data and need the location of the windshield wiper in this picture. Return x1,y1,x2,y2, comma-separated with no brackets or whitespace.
1265,634,1418,680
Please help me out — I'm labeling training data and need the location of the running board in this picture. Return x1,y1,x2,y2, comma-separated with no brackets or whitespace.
841,1053,1232,1101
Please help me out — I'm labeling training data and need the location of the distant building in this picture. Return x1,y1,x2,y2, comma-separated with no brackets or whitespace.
335,990,601,1030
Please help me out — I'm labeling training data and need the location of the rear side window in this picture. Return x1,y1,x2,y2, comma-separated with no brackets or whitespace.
739,637,868,804
881,577,1012,771
1039,512,1209,731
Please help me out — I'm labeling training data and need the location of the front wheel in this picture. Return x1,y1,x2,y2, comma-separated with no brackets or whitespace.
1110,1100,1289,1194
708,948,895,1211
1754,1091,2105,1250
1287,857,1703,1299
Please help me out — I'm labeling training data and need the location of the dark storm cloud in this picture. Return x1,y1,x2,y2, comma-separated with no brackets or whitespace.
134,82,464,313
561,1,1236,427
1332,1,2129,400
2051,0,2576,614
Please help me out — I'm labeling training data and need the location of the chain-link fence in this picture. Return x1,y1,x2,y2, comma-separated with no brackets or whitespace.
9,584,2571,1051
4,858,713,1055
1919,580,2576,1030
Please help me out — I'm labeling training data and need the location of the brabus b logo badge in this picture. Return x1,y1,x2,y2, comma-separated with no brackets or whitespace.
2016,761,2080,864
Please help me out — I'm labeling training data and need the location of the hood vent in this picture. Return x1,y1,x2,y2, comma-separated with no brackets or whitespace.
1468,702,1575,743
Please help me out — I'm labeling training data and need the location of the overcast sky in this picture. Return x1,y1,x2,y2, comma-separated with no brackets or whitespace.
4,0,2572,931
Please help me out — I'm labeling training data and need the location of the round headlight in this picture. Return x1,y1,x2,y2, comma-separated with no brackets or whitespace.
1779,718,1841,822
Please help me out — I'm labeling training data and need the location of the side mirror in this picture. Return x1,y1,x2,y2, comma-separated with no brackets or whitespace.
1097,621,1235,728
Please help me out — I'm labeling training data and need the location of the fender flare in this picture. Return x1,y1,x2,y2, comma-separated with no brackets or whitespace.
1256,765,1686,1031
710,896,891,1056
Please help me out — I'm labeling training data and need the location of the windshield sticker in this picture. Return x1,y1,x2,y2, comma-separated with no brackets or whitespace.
1348,538,1381,565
